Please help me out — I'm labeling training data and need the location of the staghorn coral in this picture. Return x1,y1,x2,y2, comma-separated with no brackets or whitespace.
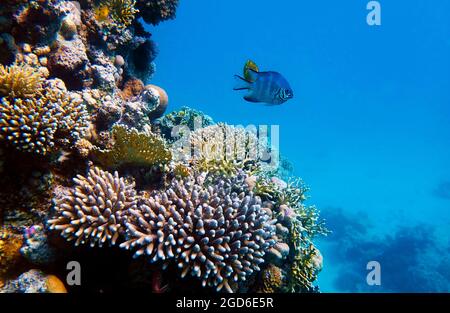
48,166,137,247
0,64,44,98
0,87,90,155
136,0,179,25
92,124,172,169
120,173,278,293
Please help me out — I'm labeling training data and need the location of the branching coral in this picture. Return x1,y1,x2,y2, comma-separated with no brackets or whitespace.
0,96,59,155
0,64,44,98
48,166,137,247
0,88,90,155
136,0,179,25
92,124,172,168
288,244,323,292
120,173,278,292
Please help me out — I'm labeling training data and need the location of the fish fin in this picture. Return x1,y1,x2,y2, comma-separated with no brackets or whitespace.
233,75,252,90
247,68,259,82
244,95,260,103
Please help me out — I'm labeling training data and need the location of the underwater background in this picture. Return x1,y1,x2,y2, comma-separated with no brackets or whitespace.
149,0,450,292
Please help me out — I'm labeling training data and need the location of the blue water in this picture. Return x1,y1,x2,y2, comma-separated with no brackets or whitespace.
146,1,450,292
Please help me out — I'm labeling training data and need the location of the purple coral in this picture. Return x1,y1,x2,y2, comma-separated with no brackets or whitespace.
48,166,137,247
120,174,278,292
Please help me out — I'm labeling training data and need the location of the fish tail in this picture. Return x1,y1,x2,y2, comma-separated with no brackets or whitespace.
233,75,252,90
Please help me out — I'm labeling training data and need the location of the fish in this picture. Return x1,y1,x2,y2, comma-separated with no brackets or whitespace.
234,68,294,105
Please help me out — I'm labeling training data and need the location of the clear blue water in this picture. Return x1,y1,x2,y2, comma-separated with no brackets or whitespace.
146,0,450,292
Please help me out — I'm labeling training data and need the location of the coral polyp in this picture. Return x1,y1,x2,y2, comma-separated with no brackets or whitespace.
120,174,278,292
0,87,89,155
0,64,44,98
92,124,172,169
48,167,137,247
98,0,139,28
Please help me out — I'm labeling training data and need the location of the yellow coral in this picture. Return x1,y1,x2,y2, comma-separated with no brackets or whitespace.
173,162,191,178
96,0,139,27
0,64,44,98
92,125,172,168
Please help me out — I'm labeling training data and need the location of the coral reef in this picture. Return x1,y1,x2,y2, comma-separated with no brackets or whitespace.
156,106,214,141
48,166,137,247
92,124,172,169
0,269,66,293
120,173,278,292
0,0,326,294
20,225,57,266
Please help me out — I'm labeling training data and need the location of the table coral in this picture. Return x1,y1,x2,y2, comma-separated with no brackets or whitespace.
92,124,172,169
120,172,278,293
48,166,138,247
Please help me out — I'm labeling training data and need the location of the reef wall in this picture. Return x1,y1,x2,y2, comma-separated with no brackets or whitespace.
0,0,326,293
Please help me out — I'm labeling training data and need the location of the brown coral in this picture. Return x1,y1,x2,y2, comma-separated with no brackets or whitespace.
0,227,24,279
258,264,284,293
48,166,137,247
0,64,44,98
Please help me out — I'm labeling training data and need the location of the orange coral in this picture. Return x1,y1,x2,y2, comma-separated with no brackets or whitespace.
120,77,144,101
0,227,24,279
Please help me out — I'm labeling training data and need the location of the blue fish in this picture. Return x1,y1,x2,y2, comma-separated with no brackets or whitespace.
234,69,294,105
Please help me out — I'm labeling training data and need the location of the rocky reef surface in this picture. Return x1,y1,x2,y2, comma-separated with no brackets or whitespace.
0,0,327,293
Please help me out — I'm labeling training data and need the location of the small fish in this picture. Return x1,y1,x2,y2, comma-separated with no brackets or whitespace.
234,68,294,105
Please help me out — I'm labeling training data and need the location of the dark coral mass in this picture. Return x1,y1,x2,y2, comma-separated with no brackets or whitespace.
0,0,327,293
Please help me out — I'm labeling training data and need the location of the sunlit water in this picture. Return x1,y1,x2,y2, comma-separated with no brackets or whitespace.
147,0,450,292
